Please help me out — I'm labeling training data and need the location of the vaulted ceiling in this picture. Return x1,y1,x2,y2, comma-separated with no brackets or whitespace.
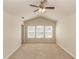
4,0,75,20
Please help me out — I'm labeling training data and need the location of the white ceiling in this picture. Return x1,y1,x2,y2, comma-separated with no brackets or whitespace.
4,0,76,20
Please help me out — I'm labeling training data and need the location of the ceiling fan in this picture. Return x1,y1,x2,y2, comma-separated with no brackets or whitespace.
30,0,55,13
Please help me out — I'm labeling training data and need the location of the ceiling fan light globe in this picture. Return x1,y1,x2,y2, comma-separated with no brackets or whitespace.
42,8,46,13
39,8,42,12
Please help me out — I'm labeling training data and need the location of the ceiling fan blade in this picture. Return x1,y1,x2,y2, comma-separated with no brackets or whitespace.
30,4,38,7
46,7,55,9
34,9,39,12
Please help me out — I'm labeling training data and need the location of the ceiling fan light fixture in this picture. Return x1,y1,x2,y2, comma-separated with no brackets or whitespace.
39,8,46,13
42,8,46,13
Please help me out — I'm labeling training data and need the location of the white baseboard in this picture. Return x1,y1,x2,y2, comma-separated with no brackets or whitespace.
56,42,75,58
4,44,21,59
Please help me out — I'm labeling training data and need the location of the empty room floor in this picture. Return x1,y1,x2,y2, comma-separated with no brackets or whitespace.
8,43,74,59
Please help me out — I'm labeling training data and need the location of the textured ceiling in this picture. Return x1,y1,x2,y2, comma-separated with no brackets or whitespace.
4,0,76,20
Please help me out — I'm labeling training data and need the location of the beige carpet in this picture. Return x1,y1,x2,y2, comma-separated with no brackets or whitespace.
8,43,74,59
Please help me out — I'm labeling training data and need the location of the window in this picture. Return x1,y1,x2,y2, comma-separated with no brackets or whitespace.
27,25,53,38
45,26,53,38
27,26,35,38
36,26,44,38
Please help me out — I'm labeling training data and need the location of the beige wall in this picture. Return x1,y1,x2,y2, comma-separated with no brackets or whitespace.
56,13,76,58
3,11,22,59
23,17,56,43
